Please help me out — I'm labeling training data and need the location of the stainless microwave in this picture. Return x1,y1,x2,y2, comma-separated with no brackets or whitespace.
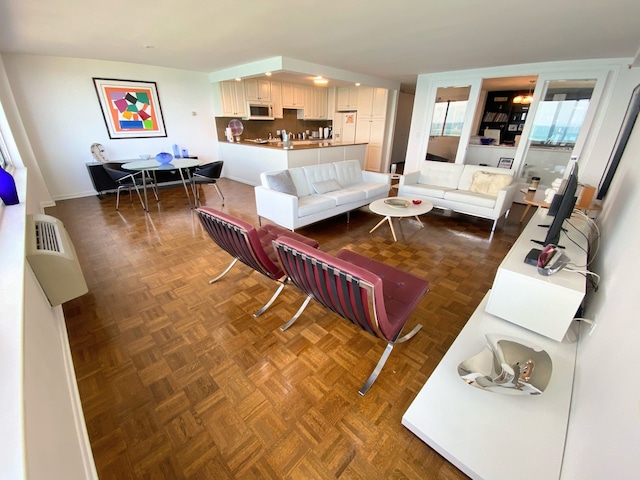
244,103,274,120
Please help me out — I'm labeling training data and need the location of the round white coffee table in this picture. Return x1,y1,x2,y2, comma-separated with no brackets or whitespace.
368,197,434,241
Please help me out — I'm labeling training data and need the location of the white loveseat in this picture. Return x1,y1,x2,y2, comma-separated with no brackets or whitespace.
398,160,518,231
255,160,390,230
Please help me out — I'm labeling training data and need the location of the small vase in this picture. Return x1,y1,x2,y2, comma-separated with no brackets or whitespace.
0,166,19,205
155,152,173,165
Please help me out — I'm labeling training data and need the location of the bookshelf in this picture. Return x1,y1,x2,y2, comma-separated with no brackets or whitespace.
479,90,531,144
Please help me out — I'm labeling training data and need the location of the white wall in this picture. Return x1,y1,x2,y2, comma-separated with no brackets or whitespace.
1,54,219,200
562,84,640,478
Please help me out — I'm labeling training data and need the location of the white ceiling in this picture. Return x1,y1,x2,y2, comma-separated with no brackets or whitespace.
1,0,639,89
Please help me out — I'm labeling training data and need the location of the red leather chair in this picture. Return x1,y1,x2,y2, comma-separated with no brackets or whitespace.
272,236,429,395
196,207,318,317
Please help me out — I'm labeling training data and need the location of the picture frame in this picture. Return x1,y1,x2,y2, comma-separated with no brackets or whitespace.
508,124,518,131
498,157,514,169
93,78,167,139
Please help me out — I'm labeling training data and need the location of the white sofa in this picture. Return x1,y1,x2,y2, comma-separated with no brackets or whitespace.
398,160,518,231
255,160,390,230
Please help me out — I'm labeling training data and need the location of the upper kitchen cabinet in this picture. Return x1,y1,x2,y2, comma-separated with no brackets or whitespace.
282,83,305,108
357,87,388,117
244,78,271,103
298,87,329,120
337,86,359,111
213,81,247,117
271,81,283,118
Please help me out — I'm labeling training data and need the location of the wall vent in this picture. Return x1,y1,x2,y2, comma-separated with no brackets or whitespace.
26,214,88,306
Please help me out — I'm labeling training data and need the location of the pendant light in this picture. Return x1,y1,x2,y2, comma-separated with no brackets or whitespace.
514,80,535,105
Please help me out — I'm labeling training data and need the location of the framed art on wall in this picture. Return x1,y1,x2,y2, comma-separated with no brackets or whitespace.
93,78,167,139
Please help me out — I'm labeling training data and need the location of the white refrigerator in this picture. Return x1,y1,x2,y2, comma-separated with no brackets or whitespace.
333,112,357,144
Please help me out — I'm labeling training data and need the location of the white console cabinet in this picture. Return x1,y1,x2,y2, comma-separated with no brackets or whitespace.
402,292,578,480
402,208,590,479
486,207,589,341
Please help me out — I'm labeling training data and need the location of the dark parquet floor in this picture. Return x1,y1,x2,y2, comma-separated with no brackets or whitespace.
47,178,532,479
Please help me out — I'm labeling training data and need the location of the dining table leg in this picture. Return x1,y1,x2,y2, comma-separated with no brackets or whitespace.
177,168,194,209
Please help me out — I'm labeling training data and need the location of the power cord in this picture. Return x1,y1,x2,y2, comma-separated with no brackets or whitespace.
574,317,598,335
564,265,600,291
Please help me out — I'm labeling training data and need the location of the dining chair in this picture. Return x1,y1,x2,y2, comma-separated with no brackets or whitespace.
102,162,158,210
272,236,429,395
195,207,318,317
191,161,224,206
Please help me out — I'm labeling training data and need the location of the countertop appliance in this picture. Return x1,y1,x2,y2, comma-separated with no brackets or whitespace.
243,103,274,120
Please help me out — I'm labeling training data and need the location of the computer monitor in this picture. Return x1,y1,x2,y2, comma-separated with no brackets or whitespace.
534,163,579,247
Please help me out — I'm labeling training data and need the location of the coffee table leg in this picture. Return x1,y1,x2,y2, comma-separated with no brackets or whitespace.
387,217,398,241
414,215,424,228
369,216,389,235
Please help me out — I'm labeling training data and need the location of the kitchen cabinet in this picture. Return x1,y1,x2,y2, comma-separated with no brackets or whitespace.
356,116,386,171
271,81,283,118
337,86,359,111
282,83,305,108
244,78,271,103
214,81,247,117
357,87,388,118
298,87,328,120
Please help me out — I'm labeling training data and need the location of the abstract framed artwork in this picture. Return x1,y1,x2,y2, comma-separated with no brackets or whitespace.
93,78,167,139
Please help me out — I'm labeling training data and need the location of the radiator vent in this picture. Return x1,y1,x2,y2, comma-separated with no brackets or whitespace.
26,214,88,306
34,219,62,253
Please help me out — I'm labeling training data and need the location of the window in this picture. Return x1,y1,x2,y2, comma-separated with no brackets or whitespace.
530,99,590,146
430,100,468,136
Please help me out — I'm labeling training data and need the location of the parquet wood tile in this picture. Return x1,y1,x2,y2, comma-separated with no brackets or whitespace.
47,178,531,479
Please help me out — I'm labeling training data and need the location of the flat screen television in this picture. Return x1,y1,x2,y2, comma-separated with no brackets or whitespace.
533,163,579,247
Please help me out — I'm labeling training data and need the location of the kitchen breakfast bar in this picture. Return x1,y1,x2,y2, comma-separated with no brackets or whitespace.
219,140,368,186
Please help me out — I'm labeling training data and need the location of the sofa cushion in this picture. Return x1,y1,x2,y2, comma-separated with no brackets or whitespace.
458,164,514,191
289,167,311,197
333,160,364,186
468,171,513,197
297,195,336,217
319,187,367,205
359,182,391,199
303,164,339,193
402,183,452,199
419,162,464,188
444,189,497,208
312,178,342,194
265,170,298,196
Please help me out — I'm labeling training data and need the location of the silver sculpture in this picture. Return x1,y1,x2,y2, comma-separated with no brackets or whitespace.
458,334,552,395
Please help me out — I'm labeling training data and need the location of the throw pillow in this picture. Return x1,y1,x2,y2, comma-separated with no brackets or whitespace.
265,170,298,196
312,178,341,194
469,171,513,197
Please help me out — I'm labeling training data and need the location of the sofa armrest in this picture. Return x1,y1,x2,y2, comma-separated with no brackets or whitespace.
254,186,299,230
400,171,420,186
493,182,519,216
362,171,391,186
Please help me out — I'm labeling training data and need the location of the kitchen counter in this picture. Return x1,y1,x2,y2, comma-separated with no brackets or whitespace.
238,139,368,150
219,141,368,186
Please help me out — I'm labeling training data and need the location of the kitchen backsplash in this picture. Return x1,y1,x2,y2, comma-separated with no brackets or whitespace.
215,109,332,141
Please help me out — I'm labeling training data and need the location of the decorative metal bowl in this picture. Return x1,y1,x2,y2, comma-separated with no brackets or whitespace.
457,334,552,396
384,198,409,208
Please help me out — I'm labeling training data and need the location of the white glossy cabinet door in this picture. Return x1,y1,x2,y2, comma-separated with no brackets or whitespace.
244,78,271,103
299,87,329,120
356,116,386,172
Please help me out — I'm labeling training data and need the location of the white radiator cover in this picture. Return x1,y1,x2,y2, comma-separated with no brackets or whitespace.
26,214,88,306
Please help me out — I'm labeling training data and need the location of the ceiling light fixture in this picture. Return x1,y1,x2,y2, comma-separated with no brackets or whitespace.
265,72,272,76
355,83,361,87
313,76,328,85
514,80,535,104
235,77,242,82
